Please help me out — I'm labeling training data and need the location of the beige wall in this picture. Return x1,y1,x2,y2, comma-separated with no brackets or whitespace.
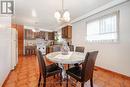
72,1,130,76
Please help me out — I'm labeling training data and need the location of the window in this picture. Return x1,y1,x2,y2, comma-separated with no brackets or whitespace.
86,12,119,42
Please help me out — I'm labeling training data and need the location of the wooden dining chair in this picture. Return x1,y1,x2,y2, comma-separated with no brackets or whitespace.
69,45,74,51
36,50,62,87
74,46,85,67
53,45,61,52
75,46,85,53
66,51,98,87
52,45,61,65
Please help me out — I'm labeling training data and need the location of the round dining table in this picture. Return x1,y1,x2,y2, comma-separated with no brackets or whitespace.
46,51,86,79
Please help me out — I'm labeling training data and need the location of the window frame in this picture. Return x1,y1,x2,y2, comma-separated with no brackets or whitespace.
86,11,120,43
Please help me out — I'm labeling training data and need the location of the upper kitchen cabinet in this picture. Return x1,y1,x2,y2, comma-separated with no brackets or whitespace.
25,29,35,40
62,25,72,39
48,32,54,40
24,29,46,39
38,31,46,39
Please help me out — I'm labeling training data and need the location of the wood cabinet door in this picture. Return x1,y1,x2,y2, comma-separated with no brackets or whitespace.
40,31,45,39
25,29,37,39
48,32,54,40
62,25,72,39
15,24,24,56
62,27,67,38
64,27,68,38
67,26,72,39
62,28,64,38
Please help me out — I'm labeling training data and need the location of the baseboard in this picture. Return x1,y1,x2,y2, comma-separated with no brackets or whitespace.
1,70,12,87
95,66,130,80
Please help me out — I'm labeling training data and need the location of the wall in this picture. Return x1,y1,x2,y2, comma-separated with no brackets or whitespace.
72,1,130,76
0,29,12,86
0,16,12,86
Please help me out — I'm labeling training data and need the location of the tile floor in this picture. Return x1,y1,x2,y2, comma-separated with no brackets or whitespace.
2,55,130,87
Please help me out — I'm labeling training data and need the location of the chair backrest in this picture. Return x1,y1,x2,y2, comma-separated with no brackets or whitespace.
53,45,61,52
36,50,46,77
37,46,46,55
75,46,85,53
82,51,98,81
69,45,74,51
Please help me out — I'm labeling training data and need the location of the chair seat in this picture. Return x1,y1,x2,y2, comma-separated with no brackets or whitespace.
66,66,82,81
46,63,62,77
66,51,98,87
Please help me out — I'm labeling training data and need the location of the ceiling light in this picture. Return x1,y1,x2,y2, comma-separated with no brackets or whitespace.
54,0,70,23
32,9,37,17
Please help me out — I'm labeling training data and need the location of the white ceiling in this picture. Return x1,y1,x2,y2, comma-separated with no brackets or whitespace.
13,0,114,30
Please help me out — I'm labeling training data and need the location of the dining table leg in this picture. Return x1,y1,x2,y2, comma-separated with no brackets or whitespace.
58,63,67,80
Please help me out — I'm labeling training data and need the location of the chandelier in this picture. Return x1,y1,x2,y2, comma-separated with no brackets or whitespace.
54,0,70,23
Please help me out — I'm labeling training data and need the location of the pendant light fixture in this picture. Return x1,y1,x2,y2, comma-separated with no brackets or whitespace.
54,0,70,23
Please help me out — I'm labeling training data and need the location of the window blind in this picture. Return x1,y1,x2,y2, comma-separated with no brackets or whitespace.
86,11,119,43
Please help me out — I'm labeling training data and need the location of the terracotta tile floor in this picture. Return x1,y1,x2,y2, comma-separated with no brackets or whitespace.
2,55,130,87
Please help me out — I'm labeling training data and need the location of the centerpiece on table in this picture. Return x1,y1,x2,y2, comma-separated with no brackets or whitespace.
61,39,70,55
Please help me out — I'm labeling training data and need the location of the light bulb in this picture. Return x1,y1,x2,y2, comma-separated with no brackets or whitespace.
32,9,37,17
63,11,70,22
64,16,70,22
54,11,61,19
63,11,70,18
66,16,70,22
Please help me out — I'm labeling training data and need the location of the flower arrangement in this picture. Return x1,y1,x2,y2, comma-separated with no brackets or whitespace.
61,39,70,55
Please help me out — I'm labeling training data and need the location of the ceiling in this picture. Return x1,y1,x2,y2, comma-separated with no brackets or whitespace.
13,0,114,31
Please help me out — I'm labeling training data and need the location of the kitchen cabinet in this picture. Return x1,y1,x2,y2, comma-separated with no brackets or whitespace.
25,29,35,39
25,46,36,55
12,24,24,56
25,29,55,40
62,25,72,39
25,29,46,39
48,32,54,40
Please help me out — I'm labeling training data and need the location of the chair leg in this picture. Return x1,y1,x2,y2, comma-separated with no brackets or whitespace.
60,72,62,86
66,75,68,87
81,82,84,87
53,75,55,78
90,78,93,87
57,73,59,77
38,73,41,87
43,78,46,87
68,64,69,69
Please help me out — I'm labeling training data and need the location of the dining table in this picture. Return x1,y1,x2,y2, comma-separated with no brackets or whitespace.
46,51,86,79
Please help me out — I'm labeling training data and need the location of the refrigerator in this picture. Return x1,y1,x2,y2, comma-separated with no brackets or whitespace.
11,28,18,69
